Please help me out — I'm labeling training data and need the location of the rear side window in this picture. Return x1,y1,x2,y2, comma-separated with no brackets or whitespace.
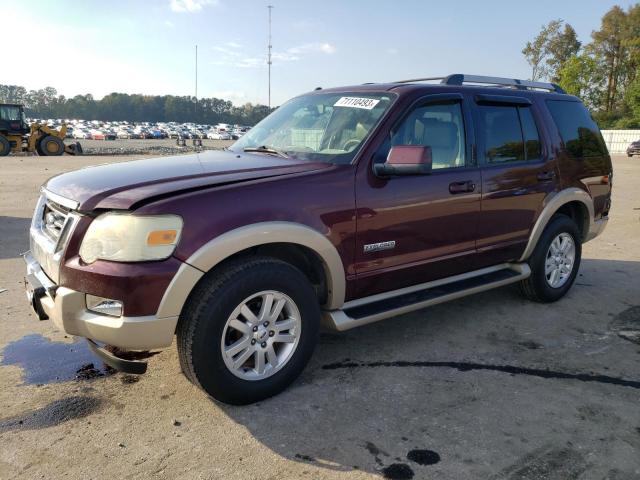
546,100,607,158
478,105,541,164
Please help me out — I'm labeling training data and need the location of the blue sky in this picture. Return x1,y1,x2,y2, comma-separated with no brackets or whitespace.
2,0,636,105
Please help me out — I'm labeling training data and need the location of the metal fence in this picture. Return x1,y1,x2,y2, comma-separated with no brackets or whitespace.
601,130,640,154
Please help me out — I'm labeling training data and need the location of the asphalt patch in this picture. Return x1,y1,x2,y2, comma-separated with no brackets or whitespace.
407,449,440,465
610,305,640,345
494,446,586,480
382,463,414,479
322,360,640,390
1,334,111,384
0,395,102,432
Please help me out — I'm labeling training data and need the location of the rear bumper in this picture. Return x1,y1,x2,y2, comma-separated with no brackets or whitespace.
24,251,178,350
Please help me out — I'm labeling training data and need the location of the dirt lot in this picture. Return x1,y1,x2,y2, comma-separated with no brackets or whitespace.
66,138,234,156
0,153,639,480
66,138,234,155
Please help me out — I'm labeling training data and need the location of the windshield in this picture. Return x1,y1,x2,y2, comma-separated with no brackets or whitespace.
230,92,395,164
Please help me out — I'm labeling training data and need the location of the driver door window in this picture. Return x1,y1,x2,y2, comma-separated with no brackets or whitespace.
389,102,467,169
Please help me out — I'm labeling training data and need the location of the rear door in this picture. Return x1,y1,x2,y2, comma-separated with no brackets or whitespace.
353,93,481,298
472,95,558,265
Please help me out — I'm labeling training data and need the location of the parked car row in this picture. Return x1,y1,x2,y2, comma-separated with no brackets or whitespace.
26,118,251,141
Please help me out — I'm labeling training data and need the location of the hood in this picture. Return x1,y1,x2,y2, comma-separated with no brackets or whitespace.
44,150,330,211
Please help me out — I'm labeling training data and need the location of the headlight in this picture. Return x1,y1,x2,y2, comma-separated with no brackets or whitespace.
79,213,183,264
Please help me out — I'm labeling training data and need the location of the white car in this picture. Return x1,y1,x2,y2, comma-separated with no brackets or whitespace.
207,131,231,140
72,129,91,140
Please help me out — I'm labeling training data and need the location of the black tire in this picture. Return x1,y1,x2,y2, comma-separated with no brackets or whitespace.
37,135,65,156
628,154,633,158
177,256,321,405
519,214,582,303
0,135,10,156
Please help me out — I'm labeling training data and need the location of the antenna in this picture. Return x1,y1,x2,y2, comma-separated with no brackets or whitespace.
195,44,198,118
267,5,273,109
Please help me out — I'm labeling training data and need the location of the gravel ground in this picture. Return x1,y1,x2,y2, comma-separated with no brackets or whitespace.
0,154,639,479
64,138,235,156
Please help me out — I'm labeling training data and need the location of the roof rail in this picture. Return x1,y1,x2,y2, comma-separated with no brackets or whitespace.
392,74,566,94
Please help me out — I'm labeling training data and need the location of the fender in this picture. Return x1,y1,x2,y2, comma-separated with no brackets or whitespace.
519,187,595,262
156,221,347,319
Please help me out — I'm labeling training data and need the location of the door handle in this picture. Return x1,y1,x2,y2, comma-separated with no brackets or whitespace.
537,171,556,182
449,180,476,194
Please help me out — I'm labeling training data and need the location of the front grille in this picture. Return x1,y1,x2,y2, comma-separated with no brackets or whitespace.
42,200,70,242
30,191,79,283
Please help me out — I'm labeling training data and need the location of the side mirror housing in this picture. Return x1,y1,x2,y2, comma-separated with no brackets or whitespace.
373,145,433,177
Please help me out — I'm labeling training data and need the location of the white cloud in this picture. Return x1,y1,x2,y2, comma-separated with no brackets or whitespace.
164,20,175,28
226,41,242,49
226,42,336,68
169,0,217,13
385,47,398,55
288,42,336,55
212,45,241,57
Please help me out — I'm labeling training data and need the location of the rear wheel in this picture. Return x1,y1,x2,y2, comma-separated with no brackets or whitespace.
0,135,10,156
177,257,320,405
37,135,65,156
519,214,582,303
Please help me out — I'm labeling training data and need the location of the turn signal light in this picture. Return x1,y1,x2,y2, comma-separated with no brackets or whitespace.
147,229,178,246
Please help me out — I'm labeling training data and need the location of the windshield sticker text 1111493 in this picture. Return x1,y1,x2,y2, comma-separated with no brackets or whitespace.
334,97,380,110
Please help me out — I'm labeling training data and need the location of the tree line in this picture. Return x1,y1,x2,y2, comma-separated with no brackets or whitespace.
0,85,274,126
523,3,640,128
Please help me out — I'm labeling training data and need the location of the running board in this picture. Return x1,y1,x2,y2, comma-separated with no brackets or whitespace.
324,263,530,331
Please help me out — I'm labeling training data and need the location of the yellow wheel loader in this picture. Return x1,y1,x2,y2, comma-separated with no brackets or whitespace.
0,103,82,156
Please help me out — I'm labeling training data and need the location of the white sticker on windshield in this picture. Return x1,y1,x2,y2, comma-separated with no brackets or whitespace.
334,97,380,110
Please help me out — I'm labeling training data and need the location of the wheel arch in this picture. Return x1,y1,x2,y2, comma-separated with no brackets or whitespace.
519,188,594,262
156,222,346,319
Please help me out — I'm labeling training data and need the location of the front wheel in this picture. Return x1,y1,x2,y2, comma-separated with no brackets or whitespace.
519,214,582,303
0,135,10,156
177,257,320,405
37,135,65,156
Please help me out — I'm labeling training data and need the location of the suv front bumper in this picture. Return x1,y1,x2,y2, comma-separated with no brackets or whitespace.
24,251,178,350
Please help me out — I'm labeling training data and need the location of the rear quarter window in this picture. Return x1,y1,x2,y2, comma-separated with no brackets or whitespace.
546,100,607,158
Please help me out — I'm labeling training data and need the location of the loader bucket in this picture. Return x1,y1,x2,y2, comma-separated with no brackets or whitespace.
64,142,83,156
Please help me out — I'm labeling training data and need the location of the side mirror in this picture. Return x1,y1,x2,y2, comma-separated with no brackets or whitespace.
373,145,432,177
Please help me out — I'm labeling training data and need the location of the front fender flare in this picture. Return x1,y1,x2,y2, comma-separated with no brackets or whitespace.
156,222,346,319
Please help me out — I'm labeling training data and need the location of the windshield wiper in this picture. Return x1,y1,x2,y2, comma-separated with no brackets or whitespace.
243,145,289,159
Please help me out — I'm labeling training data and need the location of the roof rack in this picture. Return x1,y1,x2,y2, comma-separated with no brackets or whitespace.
392,74,566,94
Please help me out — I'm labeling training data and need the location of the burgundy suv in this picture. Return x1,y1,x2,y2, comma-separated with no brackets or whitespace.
24,74,612,404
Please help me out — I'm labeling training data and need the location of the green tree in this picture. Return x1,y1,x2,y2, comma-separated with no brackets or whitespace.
558,54,604,109
523,20,563,80
546,23,581,82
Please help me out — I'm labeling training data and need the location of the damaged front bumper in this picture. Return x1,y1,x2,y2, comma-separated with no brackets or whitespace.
23,251,178,374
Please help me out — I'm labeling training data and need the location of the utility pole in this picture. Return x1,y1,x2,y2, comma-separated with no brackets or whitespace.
267,5,273,109
195,44,198,118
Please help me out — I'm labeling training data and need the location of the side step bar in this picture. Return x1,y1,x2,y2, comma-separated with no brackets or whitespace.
324,263,530,331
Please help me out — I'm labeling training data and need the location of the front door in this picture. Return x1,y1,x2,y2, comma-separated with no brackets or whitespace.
353,94,481,299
